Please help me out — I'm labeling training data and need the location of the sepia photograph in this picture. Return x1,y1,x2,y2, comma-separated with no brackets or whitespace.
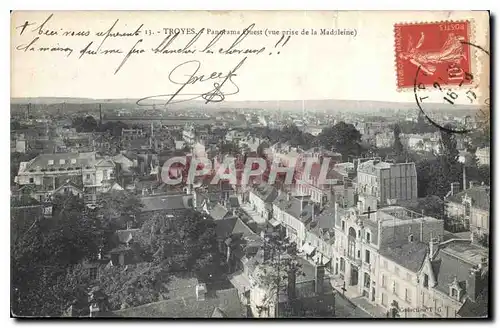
10,10,491,319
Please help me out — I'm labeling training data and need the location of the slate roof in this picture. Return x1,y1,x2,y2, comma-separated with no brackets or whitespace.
431,241,488,297
251,184,278,203
457,286,489,318
53,180,84,194
227,196,240,208
122,151,139,161
273,193,314,224
215,217,255,239
20,152,98,172
141,194,194,212
446,186,491,211
110,288,245,318
209,204,231,221
379,241,429,273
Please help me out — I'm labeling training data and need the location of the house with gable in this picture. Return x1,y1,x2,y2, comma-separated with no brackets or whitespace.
415,239,489,318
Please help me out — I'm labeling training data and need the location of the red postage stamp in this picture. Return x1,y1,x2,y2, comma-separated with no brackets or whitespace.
395,21,472,89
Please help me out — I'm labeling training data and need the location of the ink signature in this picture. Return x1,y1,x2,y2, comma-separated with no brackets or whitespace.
137,57,247,107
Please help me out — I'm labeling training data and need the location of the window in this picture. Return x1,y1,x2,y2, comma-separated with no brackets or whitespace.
393,281,399,296
405,288,412,302
364,273,370,288
357,250,361,258
29,177,34,183
408,234,414,242
451,288,458,298
71,158,77,164
381,275,386,288
366,232,371,243
423,274,429,288
48,160,54,165
340,257,345,272
59,159,65,165
394,266,400,276
341,221,345,232
365,250,371,264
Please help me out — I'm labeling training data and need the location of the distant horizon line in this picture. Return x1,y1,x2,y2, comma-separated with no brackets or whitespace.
10,97,480,109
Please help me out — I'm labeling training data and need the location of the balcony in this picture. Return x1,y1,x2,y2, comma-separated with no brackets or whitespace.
347,253,362,266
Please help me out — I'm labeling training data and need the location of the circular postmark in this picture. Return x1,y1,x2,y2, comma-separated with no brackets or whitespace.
413,41,490,134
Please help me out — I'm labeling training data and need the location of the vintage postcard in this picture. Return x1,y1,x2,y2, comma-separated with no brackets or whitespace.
10,11,490,319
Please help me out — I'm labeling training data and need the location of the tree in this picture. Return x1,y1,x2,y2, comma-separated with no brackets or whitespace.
11,120,22,130
72,116,98,133
136,210,223,281
96,191,143,230
50,261,173,313
257,141,270,157
219,140,241,156
392,124,406,162
100,121,129,137
12,194,103,316
436,126,462,197
404,196,444,220
415,158,441,197
255,233,305,317
316,122,362,161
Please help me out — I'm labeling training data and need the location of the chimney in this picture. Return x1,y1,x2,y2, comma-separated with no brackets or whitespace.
429,237,439,259
196,283,207,301
450,182,460,196
287,192,291,201
469,181,476,189
466,265,482,302
315,264,325,295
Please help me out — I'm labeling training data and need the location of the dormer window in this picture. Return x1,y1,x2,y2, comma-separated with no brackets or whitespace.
423,273,429,288
71,159,77,164
366,232,371,243
48,160,54,165
59,159,65,165
449,277,462,301
408,234,414,242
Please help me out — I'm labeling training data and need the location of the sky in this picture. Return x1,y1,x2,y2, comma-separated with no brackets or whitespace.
10,11,489,105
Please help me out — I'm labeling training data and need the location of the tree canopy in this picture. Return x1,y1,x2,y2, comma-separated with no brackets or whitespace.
72,116,99,133
12,194,103,316
136,210,223,281
316,122,362,161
